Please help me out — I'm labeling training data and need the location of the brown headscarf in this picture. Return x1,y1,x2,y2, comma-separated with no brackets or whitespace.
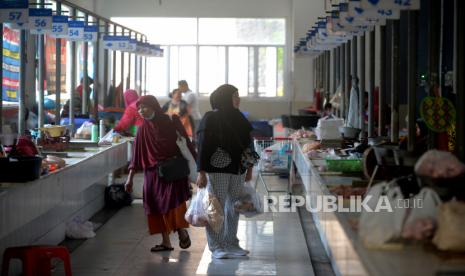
136,95,164,115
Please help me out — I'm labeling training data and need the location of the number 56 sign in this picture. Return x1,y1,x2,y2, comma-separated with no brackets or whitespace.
29,8,53,34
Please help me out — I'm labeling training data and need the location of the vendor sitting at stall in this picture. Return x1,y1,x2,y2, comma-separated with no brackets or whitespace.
113,89,144,134
61,76,94,118
322,102,334,118
399,118,428,155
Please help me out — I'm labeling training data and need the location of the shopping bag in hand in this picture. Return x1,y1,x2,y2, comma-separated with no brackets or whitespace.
234,181,264,218
204,191,224,233
185,188,209,227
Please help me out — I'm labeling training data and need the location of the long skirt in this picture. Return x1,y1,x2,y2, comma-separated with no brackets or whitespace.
147,203,189,234
144,166,191,234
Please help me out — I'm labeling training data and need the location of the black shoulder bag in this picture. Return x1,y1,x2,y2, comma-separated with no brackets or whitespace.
157,156,190,181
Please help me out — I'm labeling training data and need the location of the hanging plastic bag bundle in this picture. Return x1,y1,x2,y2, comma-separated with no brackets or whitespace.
185,188,209,227
234,181,264,218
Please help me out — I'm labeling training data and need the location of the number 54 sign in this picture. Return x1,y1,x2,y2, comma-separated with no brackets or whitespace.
67,20,85,41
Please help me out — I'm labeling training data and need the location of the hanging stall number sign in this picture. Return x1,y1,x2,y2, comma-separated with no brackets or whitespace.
349,2,400,19
154,47,163,57
361,0,420,11
29,8,53,34
0,0,28,24
136,41,145,55
102,35,130,51
127,39,137,52
141,43,151,56
83,25,98,42
50,15,68,38
148,45,158,57
67,20,85,40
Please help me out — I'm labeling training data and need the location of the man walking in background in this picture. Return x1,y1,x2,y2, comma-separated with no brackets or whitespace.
178,80,202,133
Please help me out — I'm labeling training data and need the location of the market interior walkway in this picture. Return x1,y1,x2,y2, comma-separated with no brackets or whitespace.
54,175,315,276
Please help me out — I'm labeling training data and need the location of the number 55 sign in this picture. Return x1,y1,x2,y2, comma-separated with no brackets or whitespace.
50,15,68,38
29,8,53,34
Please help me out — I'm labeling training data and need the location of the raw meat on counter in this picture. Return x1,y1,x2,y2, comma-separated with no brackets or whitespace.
289,129,316,140
401,218,436,241
307,150,321,159
328,185,367,199
302,141,321,153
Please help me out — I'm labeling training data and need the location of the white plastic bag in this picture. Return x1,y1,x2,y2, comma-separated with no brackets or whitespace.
185,188,209,227
75,121,94,139
65,216,96,239
403,187,441,227
98,129,115,146
234,181,263,218
415,150,465,178
433,201,465,251
359,181,406,247
315,117,344,140
175,131,197,182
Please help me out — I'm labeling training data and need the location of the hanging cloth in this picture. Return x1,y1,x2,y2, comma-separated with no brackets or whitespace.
347,82,361,129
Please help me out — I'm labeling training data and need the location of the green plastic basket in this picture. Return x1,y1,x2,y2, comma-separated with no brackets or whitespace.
325,158,363,173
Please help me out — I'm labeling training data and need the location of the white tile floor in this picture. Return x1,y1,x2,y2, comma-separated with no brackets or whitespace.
54,175,315,276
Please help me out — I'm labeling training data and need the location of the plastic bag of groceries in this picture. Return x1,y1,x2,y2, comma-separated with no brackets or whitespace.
358,181,406,247
98,129,120,146
65,216,96,239
185,188,209,227
414,150,465,178
234,181,264,218
75,121,93,139
204,191,224,233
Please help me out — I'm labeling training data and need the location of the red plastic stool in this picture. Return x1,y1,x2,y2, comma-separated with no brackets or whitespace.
2,245,72,276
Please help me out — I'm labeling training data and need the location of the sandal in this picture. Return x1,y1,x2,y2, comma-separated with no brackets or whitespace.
178,229,191,249
150,244,174,252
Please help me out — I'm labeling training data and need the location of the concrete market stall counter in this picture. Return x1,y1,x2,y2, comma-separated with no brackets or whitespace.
291,140,465,276
0,140,130,260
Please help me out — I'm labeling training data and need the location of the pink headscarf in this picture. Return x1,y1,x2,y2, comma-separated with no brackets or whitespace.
124,89,139,108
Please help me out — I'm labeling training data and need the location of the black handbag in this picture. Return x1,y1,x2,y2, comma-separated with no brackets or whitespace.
157,156,190,181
